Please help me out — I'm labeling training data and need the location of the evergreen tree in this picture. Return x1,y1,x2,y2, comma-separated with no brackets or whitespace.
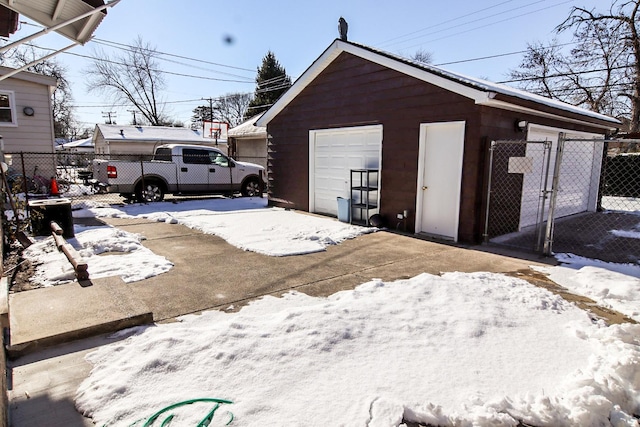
245,51,291,119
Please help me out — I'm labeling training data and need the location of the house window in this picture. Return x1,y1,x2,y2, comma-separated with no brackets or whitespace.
0,91,17,126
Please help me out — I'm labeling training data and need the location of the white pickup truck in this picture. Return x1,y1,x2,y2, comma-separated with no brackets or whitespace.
93,144,265,202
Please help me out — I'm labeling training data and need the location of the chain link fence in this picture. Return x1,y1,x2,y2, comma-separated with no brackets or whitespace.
1,149,264,208
485,136,640,264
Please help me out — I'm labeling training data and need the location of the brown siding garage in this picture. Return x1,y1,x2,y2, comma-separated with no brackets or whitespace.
258,40,620,244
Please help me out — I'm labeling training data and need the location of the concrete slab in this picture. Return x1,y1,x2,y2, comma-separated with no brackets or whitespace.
8,335,122,427
8,276,152,358
6,216,635,427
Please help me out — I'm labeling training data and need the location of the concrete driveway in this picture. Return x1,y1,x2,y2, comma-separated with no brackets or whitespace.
6,214,636,427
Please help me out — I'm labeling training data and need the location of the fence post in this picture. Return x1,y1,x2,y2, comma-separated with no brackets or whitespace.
483,140,496,243
139,156,145,203
535,139,552,252
543,133,565,256
19,152,30,207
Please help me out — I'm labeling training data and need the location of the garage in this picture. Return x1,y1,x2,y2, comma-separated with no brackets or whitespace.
309,125,382,216
521,124,604,229
257,39,619,243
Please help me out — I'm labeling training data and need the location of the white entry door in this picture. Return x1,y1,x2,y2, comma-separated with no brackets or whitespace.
416,121,465,241
309,125,382,216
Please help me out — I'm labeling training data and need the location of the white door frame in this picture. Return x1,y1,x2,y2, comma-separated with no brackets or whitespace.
415,121,465,241
308,124,383,213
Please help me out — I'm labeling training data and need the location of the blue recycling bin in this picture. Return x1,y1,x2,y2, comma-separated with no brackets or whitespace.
337,197,351,222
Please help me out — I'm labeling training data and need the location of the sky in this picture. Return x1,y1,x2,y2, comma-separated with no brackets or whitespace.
14,195,640,426
7,0,606,132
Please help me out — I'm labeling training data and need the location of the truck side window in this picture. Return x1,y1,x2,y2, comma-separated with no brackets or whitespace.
153,148,172,162
183,148,212,164
210,152,229,167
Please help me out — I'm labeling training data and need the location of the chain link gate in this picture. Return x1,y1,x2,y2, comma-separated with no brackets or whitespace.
484,139,553,252
485,136,640,264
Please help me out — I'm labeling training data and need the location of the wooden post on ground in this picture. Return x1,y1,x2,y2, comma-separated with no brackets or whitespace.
51,222,89,280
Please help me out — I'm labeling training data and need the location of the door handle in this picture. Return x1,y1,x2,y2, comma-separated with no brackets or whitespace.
422,186,428,190
181,167,188,172
209,168,216,173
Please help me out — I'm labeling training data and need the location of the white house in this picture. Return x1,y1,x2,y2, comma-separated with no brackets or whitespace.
93,124,228,156
228,113,267,169
0,66,57,154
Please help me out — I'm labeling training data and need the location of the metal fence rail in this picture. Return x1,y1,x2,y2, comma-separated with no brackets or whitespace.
1,150,263,208
485,136,640,264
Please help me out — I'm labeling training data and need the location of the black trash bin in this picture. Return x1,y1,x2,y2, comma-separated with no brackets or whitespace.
28,198,74,238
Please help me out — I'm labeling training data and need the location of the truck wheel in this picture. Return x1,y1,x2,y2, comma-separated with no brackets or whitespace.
136,180,165,202
241,177,261,197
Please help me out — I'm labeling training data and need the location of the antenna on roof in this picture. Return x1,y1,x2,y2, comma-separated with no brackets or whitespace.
338,17,348,41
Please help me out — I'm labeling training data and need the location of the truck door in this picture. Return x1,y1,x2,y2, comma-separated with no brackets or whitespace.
180,148,213,192
208,151,234,192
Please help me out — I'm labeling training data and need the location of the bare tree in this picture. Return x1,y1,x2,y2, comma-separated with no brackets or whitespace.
411,49,433,64
558,0,640,131
1,46,77,139
213,93,251,127
509,1,640,131
86,37,169,126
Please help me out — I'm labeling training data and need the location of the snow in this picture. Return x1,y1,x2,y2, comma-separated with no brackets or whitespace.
533,253,640,323
75,272,640,427
23,197,374,287
73,197,376,257
23,224,173,287
14,197,640,425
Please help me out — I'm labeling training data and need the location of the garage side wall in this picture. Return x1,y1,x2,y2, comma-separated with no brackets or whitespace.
267,52,484,237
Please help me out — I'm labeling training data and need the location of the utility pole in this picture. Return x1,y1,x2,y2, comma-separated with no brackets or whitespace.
201,97,214,133
127,109,139,125
102,111,116,124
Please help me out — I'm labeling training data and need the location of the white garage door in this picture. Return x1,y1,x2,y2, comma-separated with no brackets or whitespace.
309,125,382,216
521,125,604,229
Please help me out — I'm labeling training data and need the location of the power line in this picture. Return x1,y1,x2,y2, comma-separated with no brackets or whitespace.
498,64,631,84
92,38,255,73
17,20,256,75
433,41,577,67
377,0,518,47
379,0,547,49
387,0,575,53
91,39,255,81
23,42,255,84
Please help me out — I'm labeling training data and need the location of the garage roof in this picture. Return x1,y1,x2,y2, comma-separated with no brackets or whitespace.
228,113,267,139
257,39,620,130
95,124,211,143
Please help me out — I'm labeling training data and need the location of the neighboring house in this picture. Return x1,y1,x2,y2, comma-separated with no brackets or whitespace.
93,124,228,156
0,66,56,153
55,137,94,167
55,137,94,153
0,66,57,178
257,39,620,244
228,113,267,169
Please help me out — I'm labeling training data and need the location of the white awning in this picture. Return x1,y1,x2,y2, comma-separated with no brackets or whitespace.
0,0,120,81
0,0,118,44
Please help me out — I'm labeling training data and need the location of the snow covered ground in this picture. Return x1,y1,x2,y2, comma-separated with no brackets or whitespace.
15,197,640,426
23,197,375,287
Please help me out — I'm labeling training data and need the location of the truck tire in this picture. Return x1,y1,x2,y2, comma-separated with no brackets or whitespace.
136,180,165,202
241,177,261,197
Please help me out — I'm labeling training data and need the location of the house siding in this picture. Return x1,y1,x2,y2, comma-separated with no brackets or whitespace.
268,52,482,237
267,52,611,243
0,78,54,153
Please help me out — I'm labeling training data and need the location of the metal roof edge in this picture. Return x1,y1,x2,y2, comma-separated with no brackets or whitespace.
256,39,619,128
